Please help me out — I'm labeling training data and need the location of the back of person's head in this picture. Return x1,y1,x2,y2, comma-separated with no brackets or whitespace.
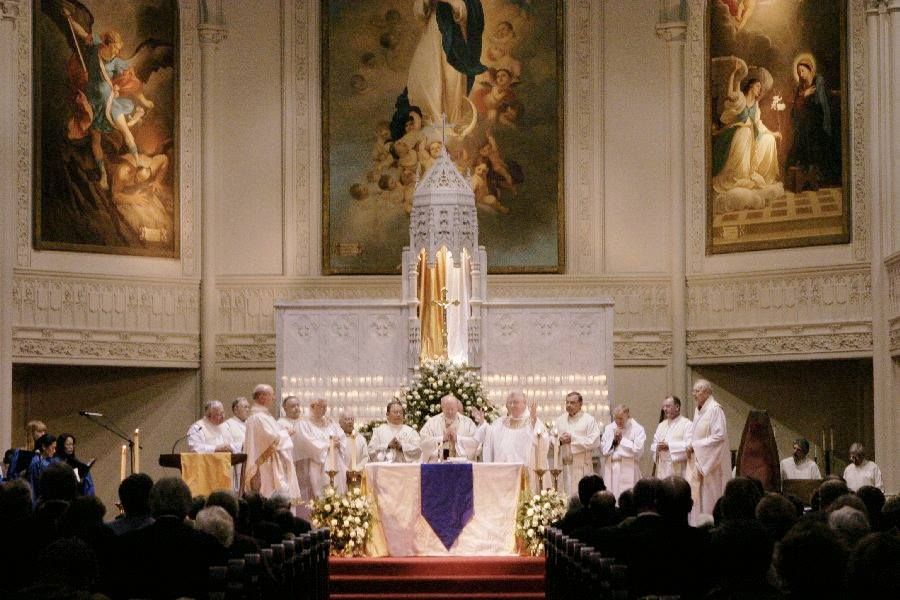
39,462,79,503
721,476,762,522
0,479,35,522
195,505,234,548
265,494,291,520
846,532,900,598
273,508,296,534
236,497,252,534
189,495,207,520
659,476,693,524
776,520,847,599
577,474,605,507
206,490,240,523
784,493,805,518
62,495,107,532
631,478,661,514
855,485,885,530
617,488,635,518
755,492,797,542
710,519,774,586
828,506,870,550
818,479,850,510
243,492,266,526
882,495,900,532
118,473,153,516
827,493,866,515
149,477,192,519
588,490,618,526
35,536,99,592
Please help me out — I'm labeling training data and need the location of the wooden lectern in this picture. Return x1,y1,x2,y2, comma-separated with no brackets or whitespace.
158,453,247,469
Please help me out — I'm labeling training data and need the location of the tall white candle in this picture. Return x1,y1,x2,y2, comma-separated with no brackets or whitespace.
327,436,337,471
350,432,358,471
553,433,560,470
120,444,127,481
133,429,141,473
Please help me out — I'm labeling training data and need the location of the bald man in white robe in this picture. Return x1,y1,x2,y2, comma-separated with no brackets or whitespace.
419,394,484,462
295,398,347,496
242,385,303,506
187,400,240,453
686,379,732,524
600,405,646,501
482,392,546,489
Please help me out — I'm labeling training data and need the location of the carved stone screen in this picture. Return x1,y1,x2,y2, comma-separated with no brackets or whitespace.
275,300,408,420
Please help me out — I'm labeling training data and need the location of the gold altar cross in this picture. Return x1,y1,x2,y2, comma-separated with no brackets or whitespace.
431,286,459,356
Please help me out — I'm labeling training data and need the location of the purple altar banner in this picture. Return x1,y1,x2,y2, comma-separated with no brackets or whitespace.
420,463,474,550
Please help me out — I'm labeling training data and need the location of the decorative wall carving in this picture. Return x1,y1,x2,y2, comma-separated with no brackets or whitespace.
684,0,869,271
688,331,872,361
15,0,31,267
1,0,20,21
887,252,900,322
12,274,199,364
292,0,311,275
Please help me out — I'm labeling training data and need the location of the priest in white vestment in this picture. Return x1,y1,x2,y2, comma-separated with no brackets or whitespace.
187,400,241,453
420,394,484,462
276,395,311,500
295,398,348,496
686,379,732,524
368,400,422,463
553,392,602,498
223,397,250,450
843,442,884,491
483,392,546,489
242,384,303,506
338,410,368,477
779,438,822,481
651,396,693,478
600,405,646,501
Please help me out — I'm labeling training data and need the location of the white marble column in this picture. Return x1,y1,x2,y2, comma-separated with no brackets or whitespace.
198,14,227,403
0,0,20,451
866,0,899,492
657,8,688,399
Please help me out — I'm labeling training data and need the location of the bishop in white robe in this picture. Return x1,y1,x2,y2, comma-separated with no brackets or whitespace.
843,443,884,492
553,392,602,498
651,396,693,478
277,395,312,501
242,385,303,505
368,401,422,463
779,438,821,481
187,400,241,453
420,394,484,462
295,398,348,496
686,379,732,524
483,393,546,489
600,405,646,501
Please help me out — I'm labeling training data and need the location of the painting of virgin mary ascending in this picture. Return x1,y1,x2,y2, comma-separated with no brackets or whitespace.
33,0,178,257
707,0,850,254
322,0,564,274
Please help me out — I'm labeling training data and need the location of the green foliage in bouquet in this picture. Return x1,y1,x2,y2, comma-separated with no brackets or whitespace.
395,358,497,430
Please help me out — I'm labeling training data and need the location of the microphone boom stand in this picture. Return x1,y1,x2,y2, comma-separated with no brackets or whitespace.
80,413,142,475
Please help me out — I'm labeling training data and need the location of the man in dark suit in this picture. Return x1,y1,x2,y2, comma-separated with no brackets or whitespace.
111,477,227,599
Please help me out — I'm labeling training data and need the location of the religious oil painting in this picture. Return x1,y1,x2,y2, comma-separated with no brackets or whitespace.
33,0,179,257
322,0,563,274
707,0,850,254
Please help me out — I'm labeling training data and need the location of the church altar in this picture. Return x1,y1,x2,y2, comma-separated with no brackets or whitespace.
363,462,526,557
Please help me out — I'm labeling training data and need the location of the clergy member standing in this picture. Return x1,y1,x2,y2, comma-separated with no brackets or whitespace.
295,398,348,496
242,384,303,507
686,379,731,523
223,397,250,450
277,395,311,500
338,410,368,481
600,405,646,501
420,394,484,462
651,396,693,478
368,401,422,463
779,438,821,481
483,392,546,488
553,391,602,498
843,442,884,491
187,400,241,453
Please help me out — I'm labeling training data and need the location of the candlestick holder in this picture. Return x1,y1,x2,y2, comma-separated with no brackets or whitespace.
549,468,562,491
326,469,338,489
346,470,362,490
533,468,547,489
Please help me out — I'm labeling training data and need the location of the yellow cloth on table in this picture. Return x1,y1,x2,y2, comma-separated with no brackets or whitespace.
180,452,233,497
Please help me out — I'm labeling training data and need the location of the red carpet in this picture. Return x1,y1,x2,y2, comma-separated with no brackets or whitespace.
330,556,545,600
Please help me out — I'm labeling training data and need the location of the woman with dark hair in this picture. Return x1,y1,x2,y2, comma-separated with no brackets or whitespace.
55,433,95,496
27,433,58,496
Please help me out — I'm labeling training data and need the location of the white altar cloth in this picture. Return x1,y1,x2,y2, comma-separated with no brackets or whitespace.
364,462,526,557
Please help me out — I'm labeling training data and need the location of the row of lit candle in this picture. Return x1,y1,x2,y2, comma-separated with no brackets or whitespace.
482,374,607,386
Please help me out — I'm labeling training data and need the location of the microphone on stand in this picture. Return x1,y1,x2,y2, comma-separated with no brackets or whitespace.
171,425,202,454
79,411,104,417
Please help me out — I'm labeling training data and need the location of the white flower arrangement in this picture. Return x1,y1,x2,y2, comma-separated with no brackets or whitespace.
310,486,374,557
394,357,497,430
515,488,567,556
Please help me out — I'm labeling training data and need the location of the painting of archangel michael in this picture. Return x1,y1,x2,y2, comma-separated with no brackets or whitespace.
33,0,178,257
708,0,849,254
322,0,563,274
